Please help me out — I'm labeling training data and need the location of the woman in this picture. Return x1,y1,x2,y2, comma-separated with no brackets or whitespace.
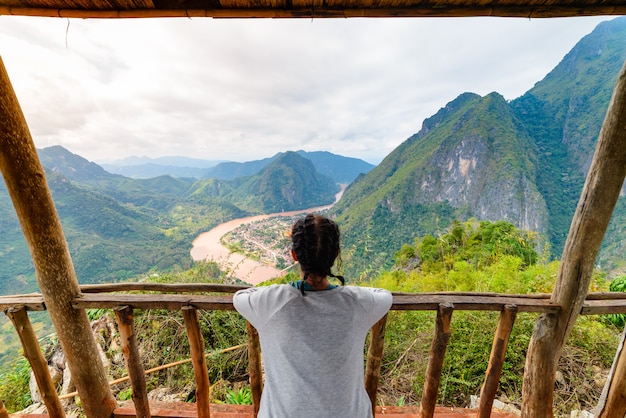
233,213,392,418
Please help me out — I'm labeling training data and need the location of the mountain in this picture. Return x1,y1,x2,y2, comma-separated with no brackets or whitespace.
100,150,374,183
0,146,343,294
235,151,339,213
510,17,626,253
206,151,374,184
331,16,626,276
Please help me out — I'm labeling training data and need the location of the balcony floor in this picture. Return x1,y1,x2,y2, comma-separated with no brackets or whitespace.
11,401,520,417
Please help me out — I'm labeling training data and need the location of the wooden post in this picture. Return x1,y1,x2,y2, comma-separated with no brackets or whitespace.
0,56,116,418
114,306,150,418
246,322,263,418
420,303,454,418
365,314,388,414
182,306,211,418
477,305,518,418
6,307,65,418
596,326,626,417
522,58,626,417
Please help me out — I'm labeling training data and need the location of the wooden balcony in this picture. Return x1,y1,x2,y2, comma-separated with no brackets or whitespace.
3,283,626,418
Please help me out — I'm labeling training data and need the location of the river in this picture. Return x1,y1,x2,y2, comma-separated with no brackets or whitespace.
190,186,346,285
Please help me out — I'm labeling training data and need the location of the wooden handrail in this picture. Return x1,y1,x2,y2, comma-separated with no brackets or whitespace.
6,289,626,417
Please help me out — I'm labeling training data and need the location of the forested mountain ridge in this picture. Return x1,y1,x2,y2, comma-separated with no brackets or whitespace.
0,148,342,295
332,16,626,277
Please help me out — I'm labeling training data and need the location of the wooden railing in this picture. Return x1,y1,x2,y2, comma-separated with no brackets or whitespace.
2,283,626,418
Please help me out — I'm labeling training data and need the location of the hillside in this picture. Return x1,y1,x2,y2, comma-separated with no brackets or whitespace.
332,16,626,278
0,146,343,295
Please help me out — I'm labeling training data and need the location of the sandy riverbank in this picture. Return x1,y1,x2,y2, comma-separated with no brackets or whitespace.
190,186,345,285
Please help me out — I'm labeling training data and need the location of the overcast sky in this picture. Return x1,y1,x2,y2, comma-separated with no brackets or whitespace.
0,15,614,164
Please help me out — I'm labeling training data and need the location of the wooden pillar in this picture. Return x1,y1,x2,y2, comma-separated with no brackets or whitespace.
365,314,388,414
182,306,211,418
0,56,115,417
246,322,263,418
420,303,454,418
114,306,150,418
6,307,65,418
477,305,517,418
522,58,626,417
596,326,626,417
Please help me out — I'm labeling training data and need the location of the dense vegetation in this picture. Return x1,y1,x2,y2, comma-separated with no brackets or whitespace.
0,221,619,416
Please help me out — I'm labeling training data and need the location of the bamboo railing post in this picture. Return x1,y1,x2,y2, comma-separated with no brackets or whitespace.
182,306,211,418
114,306,150,418
365,314,388,414
477,304,518,418
522,58,626,417
0,56,116,417
5,307,65,418
595,326,626,417
246,322,263,417
420,303,454,418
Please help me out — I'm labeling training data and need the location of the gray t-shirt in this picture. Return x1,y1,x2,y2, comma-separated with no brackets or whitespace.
233,284,393,418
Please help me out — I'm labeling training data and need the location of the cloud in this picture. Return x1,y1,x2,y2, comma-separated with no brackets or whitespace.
0,15,611,164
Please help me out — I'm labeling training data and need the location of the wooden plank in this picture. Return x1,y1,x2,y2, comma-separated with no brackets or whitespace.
246,322,263,418
72,293,558,313
522,58,626,417
596,325,626,417
80,283,248,294
581,299,626,315
365,314,388,414
0,56,116,417
391,294,558,313
0,4,626,18
0,295,45,312
5,307,65,418
182,307,211,418
477,305,518,418
114,306,151,418
73,293,235,310
420,303,454,418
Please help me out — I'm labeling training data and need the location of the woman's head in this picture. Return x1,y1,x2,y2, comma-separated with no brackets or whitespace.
291,214,344,292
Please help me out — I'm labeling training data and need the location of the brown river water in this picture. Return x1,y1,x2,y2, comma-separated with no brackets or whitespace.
190,186,345,285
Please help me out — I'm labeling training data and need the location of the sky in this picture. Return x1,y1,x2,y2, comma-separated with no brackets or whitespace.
0,15,615,165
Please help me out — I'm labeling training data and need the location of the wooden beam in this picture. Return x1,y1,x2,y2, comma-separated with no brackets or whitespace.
72,292,558,313
81,283,248,294
365,314,388,414
74,293,235,311
182,307,211,418
522,58,626,417
0,4,625,19
420,303,454,418
5,307,65,418
477,305,518,418
0,55,116,418
246,322,263,418
115,306,151,418
596,327,626,417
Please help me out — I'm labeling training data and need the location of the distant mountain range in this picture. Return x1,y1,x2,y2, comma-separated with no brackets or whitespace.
0,147,360,295
331,16,626,276
100,150,375,184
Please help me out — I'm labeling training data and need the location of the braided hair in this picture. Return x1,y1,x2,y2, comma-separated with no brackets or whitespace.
291,214,345,295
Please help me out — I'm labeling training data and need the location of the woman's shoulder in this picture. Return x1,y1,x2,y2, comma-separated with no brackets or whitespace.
338,286,392,303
